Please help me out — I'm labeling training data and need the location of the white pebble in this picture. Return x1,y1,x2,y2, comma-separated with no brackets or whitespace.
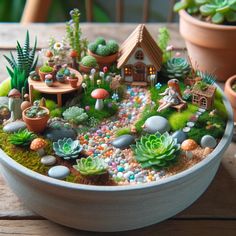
117,172,123,178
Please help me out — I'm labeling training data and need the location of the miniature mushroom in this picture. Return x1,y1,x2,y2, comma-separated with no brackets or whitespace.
21,94,31,111
91,88,109,110
30,138,47,156
181,139,198,158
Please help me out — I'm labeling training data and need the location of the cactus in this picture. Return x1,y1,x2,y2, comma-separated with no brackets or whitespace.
95,45,110,56
88,42,98,53
162,57,191,80
80,55,98,67
95,37,106,45
106,40,119,54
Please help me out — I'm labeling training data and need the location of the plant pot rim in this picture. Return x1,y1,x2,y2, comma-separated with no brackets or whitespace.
225,75,236,97
23,107,50,121
179,10,236,30
88,50,118,60
0,84,233,192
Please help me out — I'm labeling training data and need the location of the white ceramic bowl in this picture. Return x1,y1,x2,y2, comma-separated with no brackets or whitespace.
0,87,233,232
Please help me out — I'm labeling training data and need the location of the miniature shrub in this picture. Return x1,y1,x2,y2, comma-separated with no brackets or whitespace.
132,132,180,170
157,27,171,63
63,106,88,124
96,45,110,56
45,99,57,111
0,79,11,96
88,42,98,53
50,108,63,118
9,129,36,146
95,37,106,45
106,40,119,54
168,104,198,131
81,55,98,67
32,90,42,100
73,156,108,176
214,89,228,120
115,127,131,137
40,65,53,73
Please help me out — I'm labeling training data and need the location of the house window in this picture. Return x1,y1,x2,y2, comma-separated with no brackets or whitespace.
200,97,207,108
135,50,144,60
124,65,132,76
193,94,199,103
147,65,156,75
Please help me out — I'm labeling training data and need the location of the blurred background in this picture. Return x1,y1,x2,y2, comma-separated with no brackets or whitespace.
0,0,178,23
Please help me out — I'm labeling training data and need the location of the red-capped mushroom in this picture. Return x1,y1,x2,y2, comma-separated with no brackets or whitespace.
30,138,47,156
181,139,198,158
91,88,109,110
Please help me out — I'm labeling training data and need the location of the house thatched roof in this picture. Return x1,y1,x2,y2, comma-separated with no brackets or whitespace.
192,84,216,98
117,24,163,70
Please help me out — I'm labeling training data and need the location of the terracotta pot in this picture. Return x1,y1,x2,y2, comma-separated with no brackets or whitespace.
79,63,96,74
22,107,50,133
38,70,55,81
68,77,78,88
88,50,118,68
224,75,236,121
179,10,236,82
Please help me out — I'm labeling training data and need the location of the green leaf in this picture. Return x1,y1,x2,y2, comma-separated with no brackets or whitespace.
212,12,225,23
174,1,188,12
23,30,30,57
216,5,230,13
4,55,15,69
200,4,216,16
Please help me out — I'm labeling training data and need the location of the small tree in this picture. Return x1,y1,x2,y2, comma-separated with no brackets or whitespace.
157,27,171,63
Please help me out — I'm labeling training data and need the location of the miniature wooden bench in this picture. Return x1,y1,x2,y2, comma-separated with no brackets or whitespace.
159,99,188,112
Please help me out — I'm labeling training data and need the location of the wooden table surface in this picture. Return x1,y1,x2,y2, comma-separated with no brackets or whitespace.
0,23,236,236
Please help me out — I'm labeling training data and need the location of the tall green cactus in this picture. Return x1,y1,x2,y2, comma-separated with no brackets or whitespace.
4,31,38,92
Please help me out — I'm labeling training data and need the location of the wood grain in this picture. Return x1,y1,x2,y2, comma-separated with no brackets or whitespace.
0,219,236,236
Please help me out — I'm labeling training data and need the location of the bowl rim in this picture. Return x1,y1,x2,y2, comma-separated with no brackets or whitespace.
0,84,234,192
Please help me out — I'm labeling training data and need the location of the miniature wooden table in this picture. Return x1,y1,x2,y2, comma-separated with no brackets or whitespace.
0,23,236,236
28,68,83,107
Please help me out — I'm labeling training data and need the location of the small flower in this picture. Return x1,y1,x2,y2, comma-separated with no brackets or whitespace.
166,45,174,51
99,71,104,78
175,52,181,57
155,82,162,90
112,93,119,101
53,42,64,51
97,80,101,85
82,83,87,88
90,68,96,75
103,66,108,73
85,106,90,111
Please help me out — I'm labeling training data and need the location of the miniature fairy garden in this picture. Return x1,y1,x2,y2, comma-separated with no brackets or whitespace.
0,9,228,186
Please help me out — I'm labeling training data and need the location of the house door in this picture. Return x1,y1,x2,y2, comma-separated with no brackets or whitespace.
200,97,207,109
133,62,145,81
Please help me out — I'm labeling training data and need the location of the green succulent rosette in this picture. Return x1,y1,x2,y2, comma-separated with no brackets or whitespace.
132,132,180,170
53,138,83,160
73,157,108,176
9,129,36,146
162,57,190,80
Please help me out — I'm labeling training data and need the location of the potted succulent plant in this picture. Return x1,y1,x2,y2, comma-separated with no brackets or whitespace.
88,37,119,68
38,65,54,81
45,74,54,87
22,101,50,133
79,55,98,74
56,67,70,83
67,73,78,88
174,0,236,81
224,74,236,121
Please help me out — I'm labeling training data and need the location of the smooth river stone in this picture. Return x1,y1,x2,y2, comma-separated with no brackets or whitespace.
48,166,70,179
3,120,26,133
200,135,217,149
111,134,135,149
41,155,57,166
144,116,170,134
172,130,187,144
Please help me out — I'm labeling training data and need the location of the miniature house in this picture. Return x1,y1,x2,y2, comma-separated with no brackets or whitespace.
191,84,216,110
117,24,163,86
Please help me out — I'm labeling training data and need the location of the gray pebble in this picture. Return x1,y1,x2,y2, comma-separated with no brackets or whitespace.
172,130,187,144
111,134,135,149
3,120,26,133
41,155,56,166
187,122,195,128
144,116,170,134
48,165,70,179
200,135,217,149
183,127,191,133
